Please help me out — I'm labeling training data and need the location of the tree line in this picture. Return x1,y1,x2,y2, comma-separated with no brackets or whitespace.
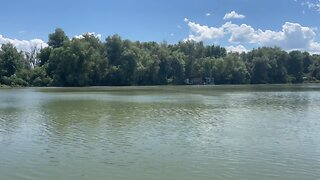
1,28,320,87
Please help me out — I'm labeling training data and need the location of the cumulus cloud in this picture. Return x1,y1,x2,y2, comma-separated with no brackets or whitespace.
0,35,48,52
184,19,225,42
225,45,248,53
223,11,246,20
184,18,320,54
310,41,320,52
224,22,319,53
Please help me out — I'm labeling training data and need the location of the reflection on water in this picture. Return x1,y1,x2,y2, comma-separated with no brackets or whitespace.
1,85,320,180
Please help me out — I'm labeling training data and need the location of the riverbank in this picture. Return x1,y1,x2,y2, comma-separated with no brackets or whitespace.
1,82,320,89
0,84,10,88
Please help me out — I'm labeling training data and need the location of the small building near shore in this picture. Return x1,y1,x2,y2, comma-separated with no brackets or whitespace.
185,77,215,85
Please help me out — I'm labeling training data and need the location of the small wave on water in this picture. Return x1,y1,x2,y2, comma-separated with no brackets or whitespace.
1,86,320,179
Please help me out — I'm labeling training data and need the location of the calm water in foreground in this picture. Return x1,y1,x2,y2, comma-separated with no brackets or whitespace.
1,85,320,180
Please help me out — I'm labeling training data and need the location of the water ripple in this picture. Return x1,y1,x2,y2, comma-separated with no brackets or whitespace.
1,86,320,180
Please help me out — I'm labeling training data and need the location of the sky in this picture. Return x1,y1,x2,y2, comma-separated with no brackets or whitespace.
1,0,320,53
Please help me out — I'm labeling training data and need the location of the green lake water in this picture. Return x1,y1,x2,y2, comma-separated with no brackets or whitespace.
0,85,320,180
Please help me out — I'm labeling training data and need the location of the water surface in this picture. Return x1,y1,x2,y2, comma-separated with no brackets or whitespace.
1,85,320,180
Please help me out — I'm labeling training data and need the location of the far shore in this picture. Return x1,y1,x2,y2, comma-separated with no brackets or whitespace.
1,82,320,89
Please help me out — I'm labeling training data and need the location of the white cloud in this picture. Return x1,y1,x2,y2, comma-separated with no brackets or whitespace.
224,22,319,52
184,19,225,42
74,32,102,39
310,41,320,53
0,35,48,52
222,22,262,43
223,11,246,20
302,1,320,13
206,13,211,16
184,18,320,54
225,45,248,53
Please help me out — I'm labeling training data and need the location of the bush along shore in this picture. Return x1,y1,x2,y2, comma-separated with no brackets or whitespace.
1,28,320,87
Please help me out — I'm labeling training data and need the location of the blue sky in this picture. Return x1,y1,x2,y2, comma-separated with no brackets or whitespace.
1,0,320,53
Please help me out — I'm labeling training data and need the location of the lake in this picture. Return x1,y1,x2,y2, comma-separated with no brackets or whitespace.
1,85,320,180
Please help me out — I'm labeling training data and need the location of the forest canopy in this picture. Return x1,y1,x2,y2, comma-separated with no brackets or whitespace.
1,28,320,87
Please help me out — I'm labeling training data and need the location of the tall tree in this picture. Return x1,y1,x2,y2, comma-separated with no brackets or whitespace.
288,51,304,83
48,28,69,48
0,43,25,77
251,56,271,84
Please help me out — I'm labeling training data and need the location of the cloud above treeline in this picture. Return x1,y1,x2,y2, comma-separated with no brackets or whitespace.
0,32,103,52
184,18,320,54
223,11,246,20
184,18,225,42
0,35,48,52
1,8,320,55
74,32,102,39
225,45,248,53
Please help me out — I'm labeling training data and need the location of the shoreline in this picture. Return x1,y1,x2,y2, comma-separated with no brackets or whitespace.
1,82,320,90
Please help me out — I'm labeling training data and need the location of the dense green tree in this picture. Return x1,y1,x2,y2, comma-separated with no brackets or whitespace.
217,55,249,84
205,45,227,58
1,29,320,87
0,43,30,86
251,56,271,84
105,35,123,66
0,43,25,77
176,41,198,78
269,50,289,83
169,51,186,84
48,28,69,48
303,52,312,74
244,47,289,84
288,51,304,83
198,57,216,79
309,55,320,80
157,43,172,84
37,47,52,66
29,65,52,86
117,48,138,85
48,36,107,86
